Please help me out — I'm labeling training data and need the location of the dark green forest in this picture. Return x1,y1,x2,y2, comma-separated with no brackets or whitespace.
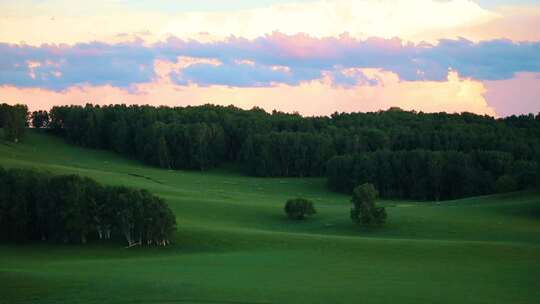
0,166,177,246
5,103,540,200
327,150,538,200
0,103,28,143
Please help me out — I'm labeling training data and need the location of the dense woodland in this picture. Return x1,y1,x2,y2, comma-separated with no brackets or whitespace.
0,167,177,246
0,103,28,143
2,103,540,200
327,150,539,200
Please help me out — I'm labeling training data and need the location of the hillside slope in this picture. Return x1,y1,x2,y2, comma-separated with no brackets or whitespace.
1,130,539,304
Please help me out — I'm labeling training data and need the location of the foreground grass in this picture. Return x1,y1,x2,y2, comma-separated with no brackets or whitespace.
1,130,539,304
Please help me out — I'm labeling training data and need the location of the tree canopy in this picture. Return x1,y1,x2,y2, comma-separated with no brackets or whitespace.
31,110,50,128
350,183,387,225
0,167,177,246
326,149,538,200
0,103,28,143
284,198,316,220
36,103,540,200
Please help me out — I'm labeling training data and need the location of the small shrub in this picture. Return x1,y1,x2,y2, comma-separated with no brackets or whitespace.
284,198,316,220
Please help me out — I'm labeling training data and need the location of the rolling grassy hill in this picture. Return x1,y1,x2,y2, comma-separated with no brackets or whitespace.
1,130,539,304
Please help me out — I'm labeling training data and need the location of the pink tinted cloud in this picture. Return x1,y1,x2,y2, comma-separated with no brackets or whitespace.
0,0,502,45
446,6,540,42
484,72,540,117
4,34,540,92
0,63,495,117
266,32,341,58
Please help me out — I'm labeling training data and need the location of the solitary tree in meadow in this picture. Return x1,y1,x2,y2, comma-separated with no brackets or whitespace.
350,183,387,225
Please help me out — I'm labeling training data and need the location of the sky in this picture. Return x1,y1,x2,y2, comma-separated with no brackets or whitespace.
1,0,539,117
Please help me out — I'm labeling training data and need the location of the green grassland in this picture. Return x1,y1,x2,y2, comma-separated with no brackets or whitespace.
1,130,539,304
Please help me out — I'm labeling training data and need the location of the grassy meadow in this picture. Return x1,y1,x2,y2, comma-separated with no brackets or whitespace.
1,130,539,304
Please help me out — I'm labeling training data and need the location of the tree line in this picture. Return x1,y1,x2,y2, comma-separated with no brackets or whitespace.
3,103,539,200
241,131,333,177
0,103,28,143
0,167,177,246
327,150,538,200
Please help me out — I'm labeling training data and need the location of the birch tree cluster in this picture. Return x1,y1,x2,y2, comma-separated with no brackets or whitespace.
0,167,177,247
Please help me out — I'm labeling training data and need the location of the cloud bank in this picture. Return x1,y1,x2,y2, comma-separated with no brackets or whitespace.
0,65,497,117
0,0,505,45
1,35,540,90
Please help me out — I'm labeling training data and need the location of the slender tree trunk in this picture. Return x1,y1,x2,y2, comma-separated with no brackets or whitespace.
122,225,133,246
97,227,103,240
105,226,111,239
